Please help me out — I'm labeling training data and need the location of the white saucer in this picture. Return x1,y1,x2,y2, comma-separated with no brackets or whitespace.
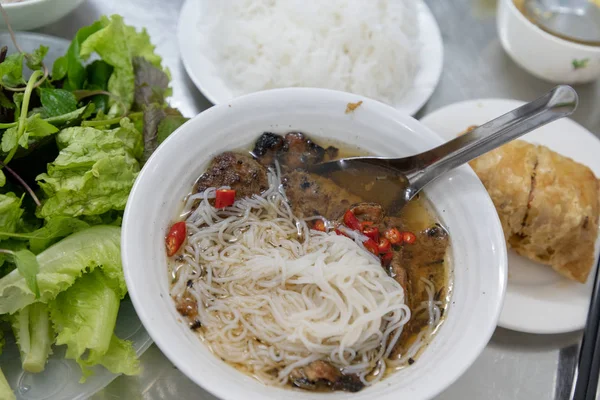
177,0,444,116
421,99,599,334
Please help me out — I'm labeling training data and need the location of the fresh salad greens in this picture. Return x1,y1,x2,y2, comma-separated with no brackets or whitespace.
0,14,187,397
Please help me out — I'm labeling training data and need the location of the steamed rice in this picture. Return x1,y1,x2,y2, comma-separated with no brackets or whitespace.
197,0,421,105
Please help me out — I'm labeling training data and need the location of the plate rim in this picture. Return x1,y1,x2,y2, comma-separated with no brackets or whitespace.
420,97,598,334
177,0,444,116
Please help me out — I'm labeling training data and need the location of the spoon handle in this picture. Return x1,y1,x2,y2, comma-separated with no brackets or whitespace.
408,85,578,194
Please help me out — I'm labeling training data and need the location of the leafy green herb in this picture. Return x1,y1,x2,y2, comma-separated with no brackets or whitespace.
157,113,188,144
29,217,90,254
43,103,95,127
25,45,49,71
1,114,59,152
78,15,166,114
572,58,590,70
0,216,89,254
52,20,105,89
39,88,78,118
133,57,169,109
0,91,13,110
4,70,45,165
0,53,24,88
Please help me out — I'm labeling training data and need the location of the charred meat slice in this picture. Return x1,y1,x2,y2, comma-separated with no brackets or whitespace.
175,295,198,319
282,132,326,169
283,171,362,220
195,152,268,199
350,203,385,224
252,132,339,169
290,361,364,393
252,132,285,166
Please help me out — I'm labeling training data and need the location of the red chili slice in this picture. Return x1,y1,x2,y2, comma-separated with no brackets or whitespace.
378,238,391,253
363,239,379,256
215,189,236,208
360,221,374,230
384,228,403,245
402,231,417,244
363,226,380,242
166,221,186,256
381,251,393,266
343,210,361,231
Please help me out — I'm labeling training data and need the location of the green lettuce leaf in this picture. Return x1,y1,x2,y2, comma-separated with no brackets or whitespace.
36,119,142,218
0,329,14,400
50,269,119,373
83,334,140,380
10,302,53,373
50,268,138,381
79,15,165,114
0,225,122,314
0,193,24,240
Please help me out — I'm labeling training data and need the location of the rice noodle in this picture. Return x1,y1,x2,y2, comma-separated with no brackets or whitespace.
196,0,421,106
171,166,428,386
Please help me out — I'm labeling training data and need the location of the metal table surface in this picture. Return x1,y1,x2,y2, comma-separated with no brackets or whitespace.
33,0,600,399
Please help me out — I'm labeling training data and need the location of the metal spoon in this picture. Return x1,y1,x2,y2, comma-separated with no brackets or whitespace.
310,85,578,212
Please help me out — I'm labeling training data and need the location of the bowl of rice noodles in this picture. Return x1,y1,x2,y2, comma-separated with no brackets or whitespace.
122,88,507,400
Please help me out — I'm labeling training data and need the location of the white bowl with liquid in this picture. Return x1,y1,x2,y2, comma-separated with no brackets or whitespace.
498,0,600,84
121,88,507,400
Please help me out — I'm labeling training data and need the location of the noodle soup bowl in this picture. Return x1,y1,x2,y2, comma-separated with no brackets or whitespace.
122,88,507,400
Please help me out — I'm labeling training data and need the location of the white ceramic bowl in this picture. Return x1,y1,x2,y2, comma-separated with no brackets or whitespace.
0,0,85,31
122,88,507,400
497,0,600,84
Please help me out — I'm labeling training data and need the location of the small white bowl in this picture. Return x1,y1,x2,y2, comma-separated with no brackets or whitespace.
497,0,600,84
122,88,507,400
0,0,85,31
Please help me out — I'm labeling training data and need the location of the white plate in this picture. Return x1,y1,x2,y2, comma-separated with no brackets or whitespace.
421,98,598,334
0,32,152,400
177,0,444,116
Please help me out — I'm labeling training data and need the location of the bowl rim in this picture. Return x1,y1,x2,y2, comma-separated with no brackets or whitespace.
1,0,51,8
503,0,600,52
122,87,508,400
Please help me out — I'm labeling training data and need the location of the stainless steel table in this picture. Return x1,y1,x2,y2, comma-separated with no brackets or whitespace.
35,0,600,399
